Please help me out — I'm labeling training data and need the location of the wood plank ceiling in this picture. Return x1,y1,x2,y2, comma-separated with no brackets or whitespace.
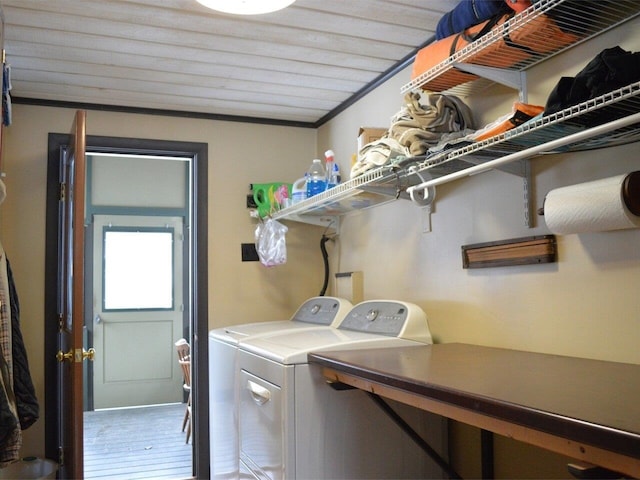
0,0,452,126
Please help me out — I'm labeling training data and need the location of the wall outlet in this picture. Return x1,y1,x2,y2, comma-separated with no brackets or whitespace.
241,243,259,262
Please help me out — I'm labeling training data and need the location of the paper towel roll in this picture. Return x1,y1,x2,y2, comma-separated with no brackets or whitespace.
543,172,640,234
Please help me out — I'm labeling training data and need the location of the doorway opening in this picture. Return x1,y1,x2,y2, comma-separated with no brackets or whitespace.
44,134,209,479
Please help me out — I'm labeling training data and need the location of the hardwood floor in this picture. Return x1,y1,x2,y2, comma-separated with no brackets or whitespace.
84,403,193,480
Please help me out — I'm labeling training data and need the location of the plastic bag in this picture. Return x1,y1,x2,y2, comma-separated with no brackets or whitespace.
254,218,288,266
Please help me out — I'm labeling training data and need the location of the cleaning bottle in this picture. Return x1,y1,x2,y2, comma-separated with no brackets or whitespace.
306,159,326,197
291,174,307,204
329,162,341,188
324,150,336,189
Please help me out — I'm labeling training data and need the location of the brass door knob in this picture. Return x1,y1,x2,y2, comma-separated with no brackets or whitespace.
56,348,96,362
56,349,73,363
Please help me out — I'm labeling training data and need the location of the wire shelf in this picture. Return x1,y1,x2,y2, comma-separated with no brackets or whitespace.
272,82,640,225
404,83,640,203
412,82,640,178
402,0,640,95
269,4,640,226
271,164,401,220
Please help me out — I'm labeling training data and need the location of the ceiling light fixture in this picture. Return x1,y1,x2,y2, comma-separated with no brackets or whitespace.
195,0,296,15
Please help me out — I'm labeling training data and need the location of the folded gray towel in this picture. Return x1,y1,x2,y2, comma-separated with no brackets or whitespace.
351,92,474,178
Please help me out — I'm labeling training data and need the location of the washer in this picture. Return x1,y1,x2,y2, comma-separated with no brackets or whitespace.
237,300,447,480
209,296,353,479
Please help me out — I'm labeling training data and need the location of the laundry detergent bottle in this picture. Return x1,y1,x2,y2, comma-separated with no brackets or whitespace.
306,158,326,197
291,175,307,204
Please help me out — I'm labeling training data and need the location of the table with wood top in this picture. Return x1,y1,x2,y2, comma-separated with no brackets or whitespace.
308,343,640,478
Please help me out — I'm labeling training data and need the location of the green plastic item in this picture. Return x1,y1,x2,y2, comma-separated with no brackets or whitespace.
253,182,292,218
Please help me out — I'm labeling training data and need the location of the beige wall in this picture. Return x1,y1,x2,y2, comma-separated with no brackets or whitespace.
318,17,640,479
319,16,640,364
0,106,323,458
1,14,638,478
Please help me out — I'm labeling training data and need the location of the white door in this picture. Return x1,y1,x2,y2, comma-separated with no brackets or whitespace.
92,214,185,409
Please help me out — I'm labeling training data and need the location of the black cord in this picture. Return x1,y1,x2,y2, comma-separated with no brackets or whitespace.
319,235,330,296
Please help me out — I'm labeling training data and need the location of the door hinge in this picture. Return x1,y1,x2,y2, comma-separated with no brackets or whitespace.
58,445,65,466
59,183,66,202
58,313,64,331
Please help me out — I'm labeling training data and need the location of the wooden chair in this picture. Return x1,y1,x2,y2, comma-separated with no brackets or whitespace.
175,338,192,443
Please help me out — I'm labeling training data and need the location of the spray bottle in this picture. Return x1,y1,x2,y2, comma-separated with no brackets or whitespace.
324,149,340,189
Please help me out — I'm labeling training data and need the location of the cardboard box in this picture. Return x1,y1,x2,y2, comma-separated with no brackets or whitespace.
357,127,387,151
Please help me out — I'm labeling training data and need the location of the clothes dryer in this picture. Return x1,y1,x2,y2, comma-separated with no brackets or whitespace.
237,300,447,480
209,296,352,479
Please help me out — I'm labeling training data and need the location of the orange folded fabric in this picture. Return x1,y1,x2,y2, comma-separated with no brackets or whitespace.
411,10,580,91
473,102,544,141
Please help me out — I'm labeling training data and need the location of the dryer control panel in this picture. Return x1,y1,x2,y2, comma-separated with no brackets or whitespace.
337,300,432,343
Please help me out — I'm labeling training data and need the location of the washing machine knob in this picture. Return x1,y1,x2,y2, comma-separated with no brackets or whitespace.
366,309,378,321
310,304,321,314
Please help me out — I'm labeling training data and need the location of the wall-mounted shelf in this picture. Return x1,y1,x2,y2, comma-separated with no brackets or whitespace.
272,83,640,228
406,83,640,204
403,0,640,101
270,164,418,230
266,1,640,229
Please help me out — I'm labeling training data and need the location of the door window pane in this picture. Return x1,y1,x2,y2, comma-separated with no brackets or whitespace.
103,228,174,310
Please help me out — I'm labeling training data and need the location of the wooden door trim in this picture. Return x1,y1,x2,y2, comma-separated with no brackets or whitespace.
69,109,86,478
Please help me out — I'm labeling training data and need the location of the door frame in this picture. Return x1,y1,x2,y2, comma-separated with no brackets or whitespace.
44,133,209,478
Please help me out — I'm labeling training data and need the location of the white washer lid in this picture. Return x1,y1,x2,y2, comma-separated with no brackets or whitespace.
209,320,306,345
208,296,352,345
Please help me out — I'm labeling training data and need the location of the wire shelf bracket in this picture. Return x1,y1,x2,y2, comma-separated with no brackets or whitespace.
451,63,528,102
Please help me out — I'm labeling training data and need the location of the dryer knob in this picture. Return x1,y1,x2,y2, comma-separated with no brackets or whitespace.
311,304,321,314
366,309,378,321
